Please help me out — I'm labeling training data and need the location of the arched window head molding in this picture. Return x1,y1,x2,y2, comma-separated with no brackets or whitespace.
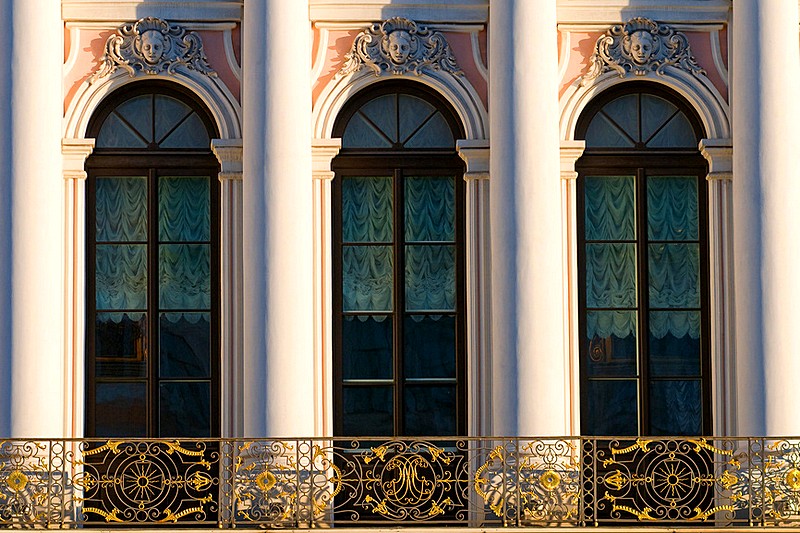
313,18,487,141
65,18,241,141
560,18,730,143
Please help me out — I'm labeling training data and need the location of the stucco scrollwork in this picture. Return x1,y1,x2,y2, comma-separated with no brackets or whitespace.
338,17,462,78
90,17,216,83
582,17,705,85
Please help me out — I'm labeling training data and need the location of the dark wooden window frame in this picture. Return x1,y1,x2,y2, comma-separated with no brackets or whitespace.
85,81,221,438
331,81,468,437
575,83,712,436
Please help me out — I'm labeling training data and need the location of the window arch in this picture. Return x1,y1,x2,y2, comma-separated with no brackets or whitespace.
575,83,710,436
332,81,466,437
85,82,220,438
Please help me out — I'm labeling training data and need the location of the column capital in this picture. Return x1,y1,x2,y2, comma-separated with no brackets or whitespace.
699,138,732,181
62,138,95,181
211,138,243,181
560,140,585,181
456,139,489,181
312,138,341,181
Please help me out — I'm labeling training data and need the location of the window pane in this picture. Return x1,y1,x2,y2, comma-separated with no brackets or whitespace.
160,313,210,378
649,311,701,377
584,380,638,436
398,94,436,143
342,387,393,436
342,245,393,311
405,245,455,312
95,382,147,437
159,176,210,242
405,112,454,148
159,244,211,310
342,315,392,380
640,94,678,143
96,244,147,310
648,243,700,308
649,380,702,435
584,113,635,148
342,113,393,148
95,312,147,378
584,176,635,241
405,176,455,242
96,177,147,242
342,176,393,243
96,112,148,148
646,112,696,148
404,385,456,436
647,176,698,241
586,310,637,377
360,94,398,143
599,94,639,141
115,94,153,143
159,381,211,437
154,95,192,141
159,112,210,149
585,243,637,308
404,315,456,379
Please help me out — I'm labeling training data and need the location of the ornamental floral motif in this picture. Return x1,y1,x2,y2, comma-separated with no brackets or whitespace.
90,17,216,83
582,17,705,85
338,17,462,78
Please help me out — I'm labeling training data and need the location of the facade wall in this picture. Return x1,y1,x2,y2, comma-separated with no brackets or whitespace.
0,0,798,438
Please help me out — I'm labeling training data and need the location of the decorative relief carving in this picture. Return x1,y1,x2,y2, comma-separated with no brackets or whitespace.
338,17,462,78
582,17,705,85
90,17,216,83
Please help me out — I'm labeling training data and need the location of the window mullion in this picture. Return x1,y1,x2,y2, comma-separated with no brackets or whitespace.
148,167,159,437
636,167,651,435
394,167,404,436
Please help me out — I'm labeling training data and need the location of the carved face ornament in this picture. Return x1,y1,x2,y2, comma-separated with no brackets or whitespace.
138,30,167,64
627,30,656,65
386,30,413,64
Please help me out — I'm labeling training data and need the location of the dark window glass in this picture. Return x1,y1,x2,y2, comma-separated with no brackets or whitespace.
333,82,465,437
577,84,710,436
86,83,219,438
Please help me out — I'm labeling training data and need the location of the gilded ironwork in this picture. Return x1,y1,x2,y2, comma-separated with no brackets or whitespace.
3,436,800,527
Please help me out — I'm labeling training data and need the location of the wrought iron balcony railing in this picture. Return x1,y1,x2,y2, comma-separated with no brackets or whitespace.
1,437,799,527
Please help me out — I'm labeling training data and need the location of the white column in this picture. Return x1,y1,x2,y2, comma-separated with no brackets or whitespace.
0,0,64,437
489,0,567,436
731,0,800,436
242,0,314,437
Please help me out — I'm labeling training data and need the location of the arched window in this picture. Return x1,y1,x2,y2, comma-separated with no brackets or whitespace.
85,82,220,438
576,83,710,436
332,82,466,437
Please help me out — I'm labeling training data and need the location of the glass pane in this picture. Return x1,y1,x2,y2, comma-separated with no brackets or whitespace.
95,382,147,437
96,244,147,310
398,94,436,143
584,176,635,241
159,112,211,149
405,177,455,242
159,381,211,437
159,176,210,241
585,243,637,308
586,310,637,377
649,379,702,435
159,244,211,309
646,111,696,148
600,94,639,141
160,313,210,378
404,315,456,379
405,245,455,312
96,112,148,148
342,386,393,436
115,94,153,143
154,95,192,142
584,380,638,436
584,113,635,148
647,176,699,241
404,385,456,436
405,112,454,148
360,94,398,143
342,113,393,148
640,94,678,143
648,243,700,308
342,245,393,311
95,312,147,378
342,176,393,243
649,311,701,376
96,177,147,242
342,315,392,380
